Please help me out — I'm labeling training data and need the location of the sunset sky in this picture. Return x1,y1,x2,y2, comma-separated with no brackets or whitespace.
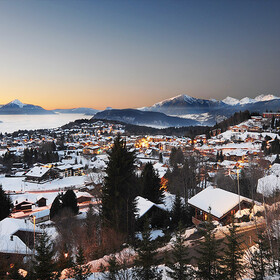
0,0,279,110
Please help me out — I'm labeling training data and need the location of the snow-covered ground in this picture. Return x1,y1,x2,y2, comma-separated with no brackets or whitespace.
0,175,86,192
257,163,280,196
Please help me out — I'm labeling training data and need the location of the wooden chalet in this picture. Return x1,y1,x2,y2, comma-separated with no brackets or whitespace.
25,166,52,183
188,186,254,225
13,200,34,212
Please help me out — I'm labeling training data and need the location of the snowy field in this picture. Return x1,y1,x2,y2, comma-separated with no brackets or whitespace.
0,174,92,192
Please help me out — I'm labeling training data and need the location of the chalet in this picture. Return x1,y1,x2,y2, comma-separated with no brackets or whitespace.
76,191,93,204
0,218,41,250
231,125,249,133
72,164,84,176
55,164,72,178
135,196,167,228
25,166,52,183
263,112,280,118
36,196,47,207
251,116,263,121
188,186,254,225
248,126,262,133
0,235,33,264
30,209,50,224
83,145,100,155
13,200,34,212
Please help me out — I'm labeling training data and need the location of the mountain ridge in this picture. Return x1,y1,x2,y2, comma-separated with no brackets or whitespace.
93,108,200,128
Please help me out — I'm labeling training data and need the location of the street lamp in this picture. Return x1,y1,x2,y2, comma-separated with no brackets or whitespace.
33,216,36,253
237,169,241,215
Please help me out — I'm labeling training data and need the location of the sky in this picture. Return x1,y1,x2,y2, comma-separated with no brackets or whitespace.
0,0,279,110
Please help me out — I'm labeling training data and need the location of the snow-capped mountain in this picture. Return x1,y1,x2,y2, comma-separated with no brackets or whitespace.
140,93,280,126
222,97,240,106
142,94,226,116
255,94,280,102
8,99,25,108
0,99,54,115
222,94,280,105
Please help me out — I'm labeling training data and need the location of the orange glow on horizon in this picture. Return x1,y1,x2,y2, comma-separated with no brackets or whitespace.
0,83,175,111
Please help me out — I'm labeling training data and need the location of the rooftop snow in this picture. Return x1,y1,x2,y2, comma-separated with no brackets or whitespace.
0,235,32,255
25,166,50,178
188,186,253,219
0,217,41,236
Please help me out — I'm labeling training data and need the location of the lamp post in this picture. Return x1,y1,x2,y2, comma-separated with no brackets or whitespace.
237,169,241,215
33,216,36,254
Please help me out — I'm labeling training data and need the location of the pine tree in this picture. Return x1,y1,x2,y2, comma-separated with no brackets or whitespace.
222,218,245,280
239,170,252,198
141,162,164,204
100,255,121,280
134,219,162,280
195,211,222,280
50,190,79,220
50,193,63,220
0,184,13,221
101,135,138,236
85,204,96,238
62,189,79,215
71,247,92,280
170,193,187,230
32,232,57,280
167,223,194,280
250,231,273,280
170,148,184,167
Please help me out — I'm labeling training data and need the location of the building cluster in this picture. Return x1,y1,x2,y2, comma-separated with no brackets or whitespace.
1,115,280,261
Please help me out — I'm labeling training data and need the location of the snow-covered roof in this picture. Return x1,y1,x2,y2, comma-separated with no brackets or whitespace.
0,217,41,236
153,163,168,178
135,196,166,218
75,191,93,199
30,209,50,219
55,164,72,171
25,166,50,178
188,186,253,219
0,235,32,255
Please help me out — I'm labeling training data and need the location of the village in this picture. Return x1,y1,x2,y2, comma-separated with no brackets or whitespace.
0,111,280,279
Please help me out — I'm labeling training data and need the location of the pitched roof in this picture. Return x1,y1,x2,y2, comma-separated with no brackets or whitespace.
188,186,253,219
25,166,50,178
0,217,41,235
0,235,32,255
135,196,166,218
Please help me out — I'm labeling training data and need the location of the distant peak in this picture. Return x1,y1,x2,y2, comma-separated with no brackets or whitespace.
8,99,25,108
255,94,280,102
222,96,240,105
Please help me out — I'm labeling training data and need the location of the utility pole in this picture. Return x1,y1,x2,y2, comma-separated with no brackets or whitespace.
237,169,241,215
33,216,36,254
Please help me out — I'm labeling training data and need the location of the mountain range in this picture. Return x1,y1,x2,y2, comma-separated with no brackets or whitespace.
0,100,99,115
2,94,280,127
138,93,280,125
0,99,54,115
